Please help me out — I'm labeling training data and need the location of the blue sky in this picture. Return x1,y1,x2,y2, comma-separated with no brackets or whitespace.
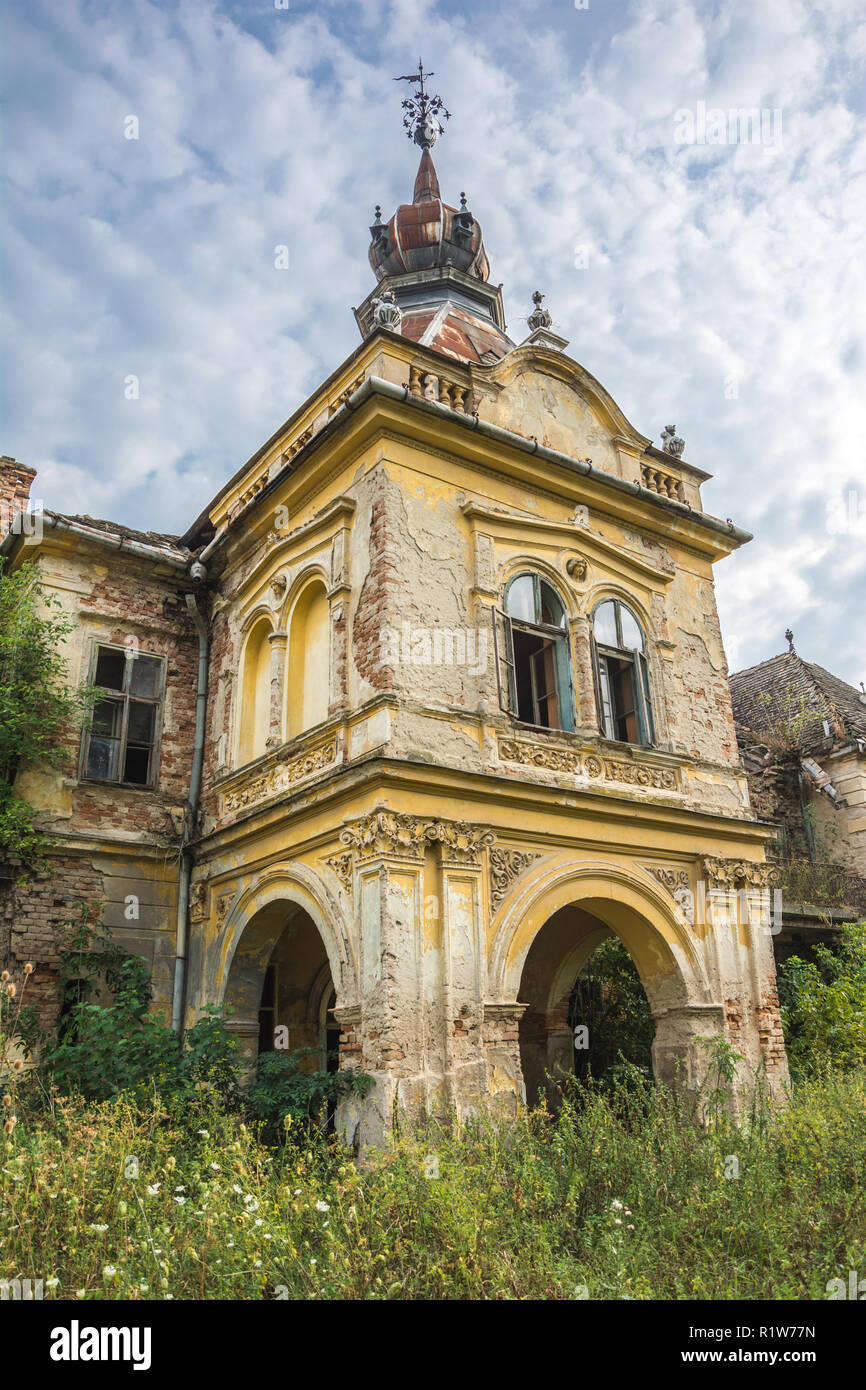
2,0,864,684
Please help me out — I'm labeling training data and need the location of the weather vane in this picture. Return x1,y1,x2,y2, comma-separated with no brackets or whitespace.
394,59,451,149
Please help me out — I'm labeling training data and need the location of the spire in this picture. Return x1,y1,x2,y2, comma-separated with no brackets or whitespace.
413,149,441,203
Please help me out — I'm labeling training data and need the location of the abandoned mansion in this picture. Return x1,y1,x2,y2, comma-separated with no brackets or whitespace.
0,78,797,1142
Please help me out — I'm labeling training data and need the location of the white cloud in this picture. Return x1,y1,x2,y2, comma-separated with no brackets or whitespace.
1,0,863,684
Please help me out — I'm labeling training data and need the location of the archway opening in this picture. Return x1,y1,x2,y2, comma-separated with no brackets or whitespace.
568,936,654,1084
517,902,656,1106
223,900,337,1073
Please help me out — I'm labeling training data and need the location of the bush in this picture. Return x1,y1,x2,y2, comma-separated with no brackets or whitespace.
778,922,866,1080
248,1048,373,1140
569,936,655,1083
2,1065,865,1300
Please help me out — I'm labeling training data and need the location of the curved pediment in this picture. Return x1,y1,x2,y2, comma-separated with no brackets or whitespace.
480,345,651,475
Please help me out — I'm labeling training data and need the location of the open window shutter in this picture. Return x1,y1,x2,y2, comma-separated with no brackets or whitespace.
491,606,516,714
634,651,654,746
554,634,575,731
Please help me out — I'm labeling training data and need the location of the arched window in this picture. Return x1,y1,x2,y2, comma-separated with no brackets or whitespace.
286,580,330,739
591,599,654,745
492,573,573,730
238,617,273,765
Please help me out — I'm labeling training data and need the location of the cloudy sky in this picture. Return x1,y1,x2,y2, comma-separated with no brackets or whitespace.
2,0,864,684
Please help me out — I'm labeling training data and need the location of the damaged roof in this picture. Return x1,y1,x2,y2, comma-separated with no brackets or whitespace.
730,649,866,755
44,510,190,558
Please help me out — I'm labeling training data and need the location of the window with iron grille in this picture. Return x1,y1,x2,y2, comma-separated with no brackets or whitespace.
81,643,165,788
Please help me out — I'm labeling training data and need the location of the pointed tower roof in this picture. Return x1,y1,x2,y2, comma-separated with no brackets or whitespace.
368,149,490,282
413,149,440,203
358,63,513,366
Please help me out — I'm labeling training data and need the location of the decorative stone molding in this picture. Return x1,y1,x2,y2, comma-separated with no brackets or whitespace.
222,736,339,815
339,811,493,866
645,865,691,893
407,365,469,413
700,857,781,889
325,851,354,895
215,892,235,928
489,847,543,913
425,820,495,866
499,736,583,775
498,736,680,791
565,554,588,581
189,880,209,923
340,810,430,862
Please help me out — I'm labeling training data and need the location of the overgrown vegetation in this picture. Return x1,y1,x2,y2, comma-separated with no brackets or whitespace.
0,559,89,872
2,913,865,1300
778,922,866,1081
1,907,371,1136
1,1065,864,1300
569,936,654,1084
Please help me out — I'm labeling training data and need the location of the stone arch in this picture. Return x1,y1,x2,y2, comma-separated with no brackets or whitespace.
210,864,356,1064
278,562,331,630
490,857,720,1097
499,555,578,620
583,581,653,632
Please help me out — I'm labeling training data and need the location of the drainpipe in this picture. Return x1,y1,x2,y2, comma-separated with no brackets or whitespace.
172,580,209,1033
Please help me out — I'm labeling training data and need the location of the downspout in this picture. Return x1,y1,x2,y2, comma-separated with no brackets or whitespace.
172,578,209,1033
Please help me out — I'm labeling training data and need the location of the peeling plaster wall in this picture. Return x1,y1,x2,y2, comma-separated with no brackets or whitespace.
3,337,789,1137
2,544,195,1025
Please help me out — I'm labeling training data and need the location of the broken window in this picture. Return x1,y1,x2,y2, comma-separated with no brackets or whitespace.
81,643,165,788
492,573,574,730
591,600,654,746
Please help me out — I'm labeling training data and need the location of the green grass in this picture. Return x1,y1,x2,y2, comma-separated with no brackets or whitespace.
2,1067,864,1300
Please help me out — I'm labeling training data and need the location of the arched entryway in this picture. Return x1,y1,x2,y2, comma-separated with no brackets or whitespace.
518,904,654,1103
223,900,338,1068
493,861,721,1105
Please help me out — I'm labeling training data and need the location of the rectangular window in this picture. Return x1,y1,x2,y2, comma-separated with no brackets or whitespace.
82,644,165,788
594,647,653,746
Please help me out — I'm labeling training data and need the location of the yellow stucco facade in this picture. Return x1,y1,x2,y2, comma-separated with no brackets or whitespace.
181,325,787,1145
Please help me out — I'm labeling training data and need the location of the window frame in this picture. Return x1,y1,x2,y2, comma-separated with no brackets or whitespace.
492,573,575,732
79,641,166,790
590,599,655,747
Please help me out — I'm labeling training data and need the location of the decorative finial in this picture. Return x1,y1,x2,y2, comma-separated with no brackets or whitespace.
394,59,451,149
785,628,795,653
460,191,468,211
373,205,382,224
371,287,403,333
661,424,685,458
527,290,553,331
